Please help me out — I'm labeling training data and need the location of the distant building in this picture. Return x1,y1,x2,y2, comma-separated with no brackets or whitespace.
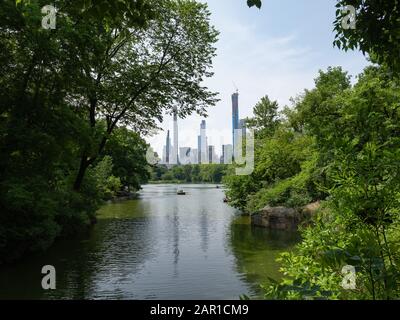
172,107,179,164
157,106,241,166
238,118,247,154
199,120,208,164
165,130,171,164
208,145,219,164
197,135,201,164
208,145,214,164
191,148,198,164
162,146,166,164
232,91,239,157
179,147,192,165
222,144,233,164
239,118,246,139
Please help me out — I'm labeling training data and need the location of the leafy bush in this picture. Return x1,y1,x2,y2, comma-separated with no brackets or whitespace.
263,66,400,300
264,203,400,300
89,156,122,200
225,121,323,213
247,155,318,212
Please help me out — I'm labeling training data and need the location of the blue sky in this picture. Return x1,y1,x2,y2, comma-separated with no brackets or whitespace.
146,0,369,157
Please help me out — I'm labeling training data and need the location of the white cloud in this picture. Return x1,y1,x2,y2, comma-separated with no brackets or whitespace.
145,0,368,157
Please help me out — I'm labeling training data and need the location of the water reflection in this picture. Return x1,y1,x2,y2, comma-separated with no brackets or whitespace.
172,206,180,275
199,209,209,254
0,184,299,299
228,215,301,297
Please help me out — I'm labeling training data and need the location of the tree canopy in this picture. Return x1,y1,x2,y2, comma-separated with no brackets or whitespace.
0,0,219,263
334,0,400,74
225,64,400,299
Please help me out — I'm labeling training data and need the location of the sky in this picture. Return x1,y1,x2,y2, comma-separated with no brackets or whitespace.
145,0,369,157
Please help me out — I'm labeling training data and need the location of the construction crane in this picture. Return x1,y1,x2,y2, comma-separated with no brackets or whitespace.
232,81,238,94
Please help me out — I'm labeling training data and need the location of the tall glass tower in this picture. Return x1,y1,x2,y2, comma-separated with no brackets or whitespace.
232,91,239,157
197,135,201,164
172,107,179,164
165,130,171,164
200,120,208,163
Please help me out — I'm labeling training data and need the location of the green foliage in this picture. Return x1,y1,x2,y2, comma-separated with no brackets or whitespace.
247,0,262,9
64,0,219,190
224,86,329,213
245,95,280,139
224,65,400,299
265,204,400,300
16,0,155,28
247,155,317,212
103,127,150,191
223,174,261,212
89,156,121,200
151,164,228,184
262,66,400,300
1,0,218,263
198,164,227,183
333,0,400,74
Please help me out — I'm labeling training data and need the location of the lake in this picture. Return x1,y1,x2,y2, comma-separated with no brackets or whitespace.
0,184,300,299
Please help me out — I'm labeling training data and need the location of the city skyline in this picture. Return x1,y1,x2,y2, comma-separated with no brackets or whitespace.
145,0,368,160
159,91,246,165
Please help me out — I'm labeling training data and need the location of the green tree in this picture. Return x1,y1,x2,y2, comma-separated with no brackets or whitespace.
183,165,193,182
0,0,96,262
245,95,280,139
333,0,400,74
102,127,149,191
89,156,121,200
247,0,262,8
0,0,218,263
161,171,175,182
265,66,400,300
68,0,219,190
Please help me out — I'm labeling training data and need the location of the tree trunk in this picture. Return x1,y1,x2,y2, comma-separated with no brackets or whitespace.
73,136,109,191
73,156,90,191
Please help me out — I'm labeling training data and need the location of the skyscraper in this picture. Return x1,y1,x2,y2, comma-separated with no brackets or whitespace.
239,119,246,136
232,91,239,157
179,147,191,165
199,120,208,164
197,135,201,164
222,144,233,164
211,146,220,164
239,118,246,149
172,107,179,164
162,146,166,164
191,148,198,164
165,130,171,164
208,145,214,164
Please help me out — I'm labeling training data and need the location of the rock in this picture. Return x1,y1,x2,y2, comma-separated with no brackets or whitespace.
301,201,321,219
251,206,300,230
116,190,132,197
112,191,138,202
251,202,321,230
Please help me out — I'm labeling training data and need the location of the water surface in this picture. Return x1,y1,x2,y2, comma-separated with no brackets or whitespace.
0,184,300,299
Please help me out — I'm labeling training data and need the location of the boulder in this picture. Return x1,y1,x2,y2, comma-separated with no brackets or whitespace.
251,206,300,230
301,201,321,219
251,201,321,230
